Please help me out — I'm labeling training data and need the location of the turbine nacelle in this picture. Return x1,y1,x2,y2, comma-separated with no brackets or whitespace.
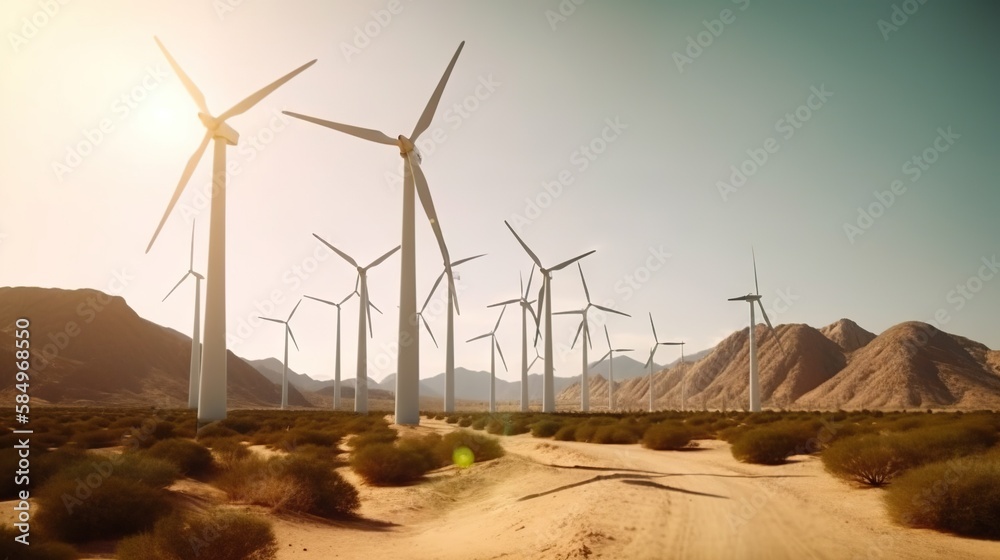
197,113,240,145
396,135,422,163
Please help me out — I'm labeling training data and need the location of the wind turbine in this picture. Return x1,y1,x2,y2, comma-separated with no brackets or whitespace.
467,306,507,413
283,42,466,426
553,264,629,412
504,221,594,412
595,325,632,411
677,342,688,411
145,37,315,422
314,234,399,414
162,220,204,410
259,300,302,410
423,254,485,413
487,267,538,412
304,291,356,410
728,250,785,413
644,312,683,413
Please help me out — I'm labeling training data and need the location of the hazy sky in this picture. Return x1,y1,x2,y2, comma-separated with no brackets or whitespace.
2,1,997,385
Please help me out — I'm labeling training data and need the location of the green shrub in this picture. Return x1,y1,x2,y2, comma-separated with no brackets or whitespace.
822,434,905,486
35,476,172,543
531,420,562,438
591,425,639,445
351,443,433,485
143,439,214,476
731,429,801,465
885,453,1000,539
457,417,473,427
116,509,277,560
0,524,77,560
642,424,694,450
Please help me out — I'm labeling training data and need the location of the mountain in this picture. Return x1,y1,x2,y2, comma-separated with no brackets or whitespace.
819,318,876,353
248,358,335,392
0,287,311,408
798,322,1000,409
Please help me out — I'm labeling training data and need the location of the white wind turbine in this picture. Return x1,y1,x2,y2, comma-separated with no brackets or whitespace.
728,250,785,412
677,342,689,411
145,37,315,422
504,221,594,412
644,312,683,413
162,220,204,410
594,325,632,412
423,254,486,413
467,306,508,413
314,234,399,414
259,300,302,410
553,263,629,412
487,267,538,412
304,291,357,410
284,42,466,426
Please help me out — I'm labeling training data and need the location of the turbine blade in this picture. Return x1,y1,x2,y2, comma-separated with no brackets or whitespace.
604,324,612,350
411,41,465,140
368,299,383,315
423,270,447,311
524,263,536,297
312,234,358,267
592,304,630,318
408,155,451,267
146,131,212,253
154,37,208,114
219,59,317,121
453,253,486,267
162,272,190,302
758,300,786,355
586,322,593,349
304,295,337,306
467,333,491,343
367,245,401,269
188,219,196,270
339,291,356,306
504,221,542,268
534,284,545,345
596,350,612,364
367,300,374,338
495,337,508,371
578,263,591,303
752,247,759,295
528,356,539,370
525,301,540,330
493,305,506,333
489,298,520,308
448,272,461,316
287,325,299,351
571,320,584,349
259,317,284,324
420,314,438,348
649,312,659,343
644,347,655,368
550,250,595,272
287,299,302,321
283,111,396,145
616,348,634,353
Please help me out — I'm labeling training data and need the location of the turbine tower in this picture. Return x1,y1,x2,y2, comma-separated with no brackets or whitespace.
467,306,508,413
644,312,683,413
554,263,629,412
504,221,594,412
146,37,315,422
304,291,356,410
487,267,538,412
423,254,485,413
678,343,688,411
259,300,302,410
162,220,204,410
595,325,632,411
728,250,785,412
314,234,399,414
284,42,466,425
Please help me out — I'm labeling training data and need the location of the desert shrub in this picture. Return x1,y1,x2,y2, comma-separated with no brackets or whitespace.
531,420,562,438
206,437,251,466
822,434,906,486
290,443,342,462
445,415,459,424
33,447,90,487
351,443,433,485
219,416,262,435
553,424,578,441
885,453,1000,539
279,428,343,449
399,434,444,469
196,423,241,440
279,455,360,517
35,476,172,542
457,417,473,427
591,425,639,445
116,509,277,560
485,419,506,435
731,429,801,465
439,430,504,463
434,414,446,420
643,424,694,451
218,455,359,518
58,453,179,490
470,416,489,430
131,421,180,449
0,524,77,560
143,439,214,476
348,429,398,450
73,428,126,449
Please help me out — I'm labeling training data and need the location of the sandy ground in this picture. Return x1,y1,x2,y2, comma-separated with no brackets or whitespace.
6,420,1000,559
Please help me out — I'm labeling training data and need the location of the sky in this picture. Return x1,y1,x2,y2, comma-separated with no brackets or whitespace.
2,0,998,386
